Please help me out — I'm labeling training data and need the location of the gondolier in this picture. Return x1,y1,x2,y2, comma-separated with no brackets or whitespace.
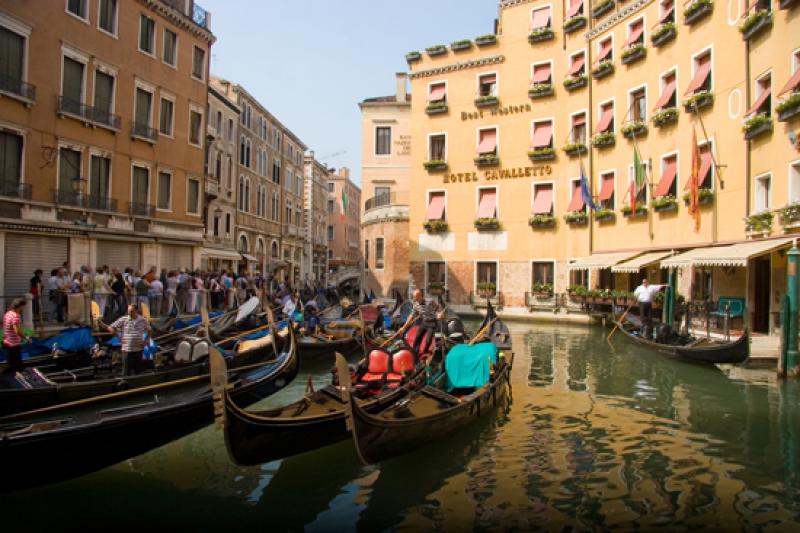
633,279,665,332
108,305,152,376
405,289,444,355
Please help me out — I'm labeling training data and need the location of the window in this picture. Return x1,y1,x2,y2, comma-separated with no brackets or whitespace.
568,51,586,78
571,112,587,143
531,183,554,215
477,187,498,218
134,87,153,128
747,73,772,117
686,50,712,95
630,87,647,122
531,62,552,86
659,0,675,25
374,186,391,206
327,225,334,240
93,69,115,120
628,160,651,207
225,213,231,235
0,131,23,185
428,134,447,161
89,154,110,202
426,191,446,221
364,240,369,267
566,0,584,19
215,153,221,179
375,126,391,155
58,146,81,194
244,179,250,212
624,18,645,50
238,176,245,210
139,14,155,55
157,171,171,210
215,110,222,132
478,73,497,97
532,261,554,286
272,160,280,184
655,153,678,197
477,128,498,155
790,161,800,204
754,173,771,213
692,270,712,301
598,171,616,209
189,109,202,146
61,55,85,108
686,141,715,190
326,199,335,213
655,70,677,111
227,118,234,142
476,262,498,290
597,36,613,64
570,269,588,289
428,82,447,103
131,165,149,206
427,261,446,286
0,25,27,95
98,0,117,34
327,182,334,192
531,120,554,150
159,96,174,136
192,46,205,80
67,0,87,20
596,101,614,134
163,29,177,67
567,178,586,213
530,6,552,30
238,235,248,254
375,238,385,269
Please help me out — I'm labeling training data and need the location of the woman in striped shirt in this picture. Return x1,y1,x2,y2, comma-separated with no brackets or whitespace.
3,298,30,374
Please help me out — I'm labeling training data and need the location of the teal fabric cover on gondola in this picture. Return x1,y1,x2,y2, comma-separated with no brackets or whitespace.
445,342,498,391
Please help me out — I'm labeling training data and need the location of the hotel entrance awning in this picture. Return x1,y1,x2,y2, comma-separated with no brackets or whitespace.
241,253,258,262
568,251,640,270
201,247,242,261
661,238,795,269
611,251,673,273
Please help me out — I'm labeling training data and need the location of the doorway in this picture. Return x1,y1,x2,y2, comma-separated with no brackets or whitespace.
753,258,771,334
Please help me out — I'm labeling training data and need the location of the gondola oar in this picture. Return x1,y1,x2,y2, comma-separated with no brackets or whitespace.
607,301,636,341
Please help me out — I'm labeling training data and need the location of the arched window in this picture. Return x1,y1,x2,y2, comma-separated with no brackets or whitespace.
239,136,246,164
256,238,265,265
245,139,251,168
238,176,245,210
227,157,232,190
271,241,279,258
238,234,248,253
244,178,251,212
260,185,267,217
215,153,222,179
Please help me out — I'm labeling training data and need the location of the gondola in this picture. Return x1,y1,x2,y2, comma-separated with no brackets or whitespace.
0,326,299,492
339,303,513,464
612,317,750,364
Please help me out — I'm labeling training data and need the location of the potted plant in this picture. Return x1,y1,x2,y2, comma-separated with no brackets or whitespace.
739,9,772,41
651,22,676,47
563,142,588,157
567,284,587,302
532,283,554,297
564,15,587,33
426,45,447,57
405,51,421,62
423,219,449,233
428,281,446,295
682,187,715,206
529,27,555,43
529,82,554,98
684,0,713,24
745,211,773,233
451,39,472,51
563,74,588,91
652,107,679,127
779,202,800,227
529,214,556,228
423,159,448,171
777,92,800,122
474,153,500,166
592,131,616,148
742,113,773,140
621,121,648,139
564,210,589,225
425,101,448,115
475,34,497,46
477,281,497,297
621,204,648,217
475,217,501,231
528,146,556,161
653,194,678,212
594,208,615,222
475,95,499,107
592,0,615,18
683,90,714,113
592,60,614,79
621,44,646,64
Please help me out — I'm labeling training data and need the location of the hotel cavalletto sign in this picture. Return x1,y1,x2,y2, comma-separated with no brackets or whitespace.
442,165,552,184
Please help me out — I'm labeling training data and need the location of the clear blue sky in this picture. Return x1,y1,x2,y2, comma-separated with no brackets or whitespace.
201,0,498,186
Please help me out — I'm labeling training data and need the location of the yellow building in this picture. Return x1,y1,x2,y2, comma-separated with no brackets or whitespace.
0,0,214,297
407,0,800,334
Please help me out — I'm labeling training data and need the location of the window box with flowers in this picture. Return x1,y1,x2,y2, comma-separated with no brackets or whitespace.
567,284,588,302
564,211,589,225
744,211,773,234
475,95,500,108
592,60,615,80
683,91,714,113
621,44,647,65
427,282,446,295
742,114,773,140
592,0,615,18
621,204,648,218
652,107,679,127
739,10,772,41
475,34,498,46
653,195,678,212
423,219,449,233
426,45,447,57
564,15,587,33
594,208,616,222
425,101,449,115
651,22,676,47
531,283,554,297
474,154,500,167
475,217,501,231
529,214,556,228
779,202,800,228
592,131,616,148
621,121,648,139
451,39,472,51
528,147,556,161
423,160,448,172
529,82,554,98
529,27,555,43
684,0,713,24
682,187,715,206
476,281,497,297
777,92,800,122
564,142,588,157
405,51,421,62
563,74,588,91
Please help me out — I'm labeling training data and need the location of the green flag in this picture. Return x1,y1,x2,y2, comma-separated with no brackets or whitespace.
631,146,646,214
340,188,347,222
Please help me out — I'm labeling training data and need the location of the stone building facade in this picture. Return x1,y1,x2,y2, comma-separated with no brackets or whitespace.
326,168,361,271
304,153,332,284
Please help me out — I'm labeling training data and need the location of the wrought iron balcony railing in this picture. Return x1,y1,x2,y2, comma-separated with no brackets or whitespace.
0,73,35,102
128,201,155,217
364,191,409,211
52,188,86,208
0,181,32,200
131,121,158,142
87,195,117,212
57,96,120,129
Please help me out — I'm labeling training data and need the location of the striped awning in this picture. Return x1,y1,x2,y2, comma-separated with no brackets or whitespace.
568,251,640,270
661,238,795,269
611,251,673,273
201,247,242,261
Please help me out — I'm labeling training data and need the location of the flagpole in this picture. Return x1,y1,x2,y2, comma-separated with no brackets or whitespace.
625,100,653,240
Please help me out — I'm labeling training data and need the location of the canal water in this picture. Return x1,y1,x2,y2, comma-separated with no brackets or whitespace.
5,322,800,531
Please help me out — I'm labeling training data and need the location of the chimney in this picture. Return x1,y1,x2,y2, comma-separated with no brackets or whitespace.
395,72,407,102
339,167,350,179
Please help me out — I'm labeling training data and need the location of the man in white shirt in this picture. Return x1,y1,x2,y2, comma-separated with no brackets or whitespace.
633,278,665,328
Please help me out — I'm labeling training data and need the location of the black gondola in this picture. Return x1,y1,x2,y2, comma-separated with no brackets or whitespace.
612,318,750,364
0,327,299,492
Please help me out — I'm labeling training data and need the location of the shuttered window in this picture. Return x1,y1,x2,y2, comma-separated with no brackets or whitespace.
135,88,152,127
62,56,84,103
90,155,110,199
58,147,80,191
132,166,149,205
99,0,117,34
0,27,24,82
94,70,113,114
0,131,22,184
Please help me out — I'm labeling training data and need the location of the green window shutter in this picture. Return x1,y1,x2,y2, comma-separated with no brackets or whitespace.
135,88,151,126
94,71,113,113
62,57,84,103
0,131,22,184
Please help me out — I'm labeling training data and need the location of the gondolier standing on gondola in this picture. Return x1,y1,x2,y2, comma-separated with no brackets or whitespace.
634,279,666,335
405,289,444,355
108,304,152,376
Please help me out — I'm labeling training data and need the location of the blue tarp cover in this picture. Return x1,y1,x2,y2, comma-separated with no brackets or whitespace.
445,342,498,392
174,311,224,330
0,327,96,361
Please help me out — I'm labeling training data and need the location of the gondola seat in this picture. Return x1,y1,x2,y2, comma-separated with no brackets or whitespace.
361,350,390,382
386,349,415,386
404,325,433,355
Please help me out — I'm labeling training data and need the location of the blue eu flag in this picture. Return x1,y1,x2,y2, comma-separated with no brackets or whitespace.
580,163,599,210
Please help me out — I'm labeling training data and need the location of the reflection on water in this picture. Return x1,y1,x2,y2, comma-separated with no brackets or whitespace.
5,322,800,530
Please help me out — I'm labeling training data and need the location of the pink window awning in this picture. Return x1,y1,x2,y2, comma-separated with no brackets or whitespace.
778,69,800,97
684,60,711,95
623,22,644,48
531,7,551,30
480,74,497,85
685,149,712,190
596,40,612,63
567,0,583,18
654,159,677,197
598,175,615,201
568,54,585,76
428,84,446,102
573,113,586,127
595,106,614,133
532,64,552,83
652,78,676,110
659,1,675,23
567,182,585,212
531,122,553,149
531,185,554,214
426,194,445,220
477,189,497,218
746,86,771,116
477,129,497,154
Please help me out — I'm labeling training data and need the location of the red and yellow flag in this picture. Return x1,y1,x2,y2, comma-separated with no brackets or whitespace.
688,129,701,232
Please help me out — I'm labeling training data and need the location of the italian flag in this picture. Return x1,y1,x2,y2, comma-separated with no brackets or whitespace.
340,189,347,222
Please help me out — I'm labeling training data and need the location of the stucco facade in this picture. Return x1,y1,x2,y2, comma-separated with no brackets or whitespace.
326,168,361,270
304,153,331,284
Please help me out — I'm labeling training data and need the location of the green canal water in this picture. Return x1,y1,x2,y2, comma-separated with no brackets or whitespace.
5,322,800,531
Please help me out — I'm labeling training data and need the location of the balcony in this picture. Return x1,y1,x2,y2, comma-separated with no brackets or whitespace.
158,0,211,30
205,177,219,199
57,96,120,130
87,195,117,212
52,189,86,208
364,191,409,212
128,202,155,217
0,181,32,200
0,73,36,104
131,122,158,143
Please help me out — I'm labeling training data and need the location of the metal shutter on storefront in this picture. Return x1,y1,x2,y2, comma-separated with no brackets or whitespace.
160,244,192,271
4,233,69,297
95,240,141,272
